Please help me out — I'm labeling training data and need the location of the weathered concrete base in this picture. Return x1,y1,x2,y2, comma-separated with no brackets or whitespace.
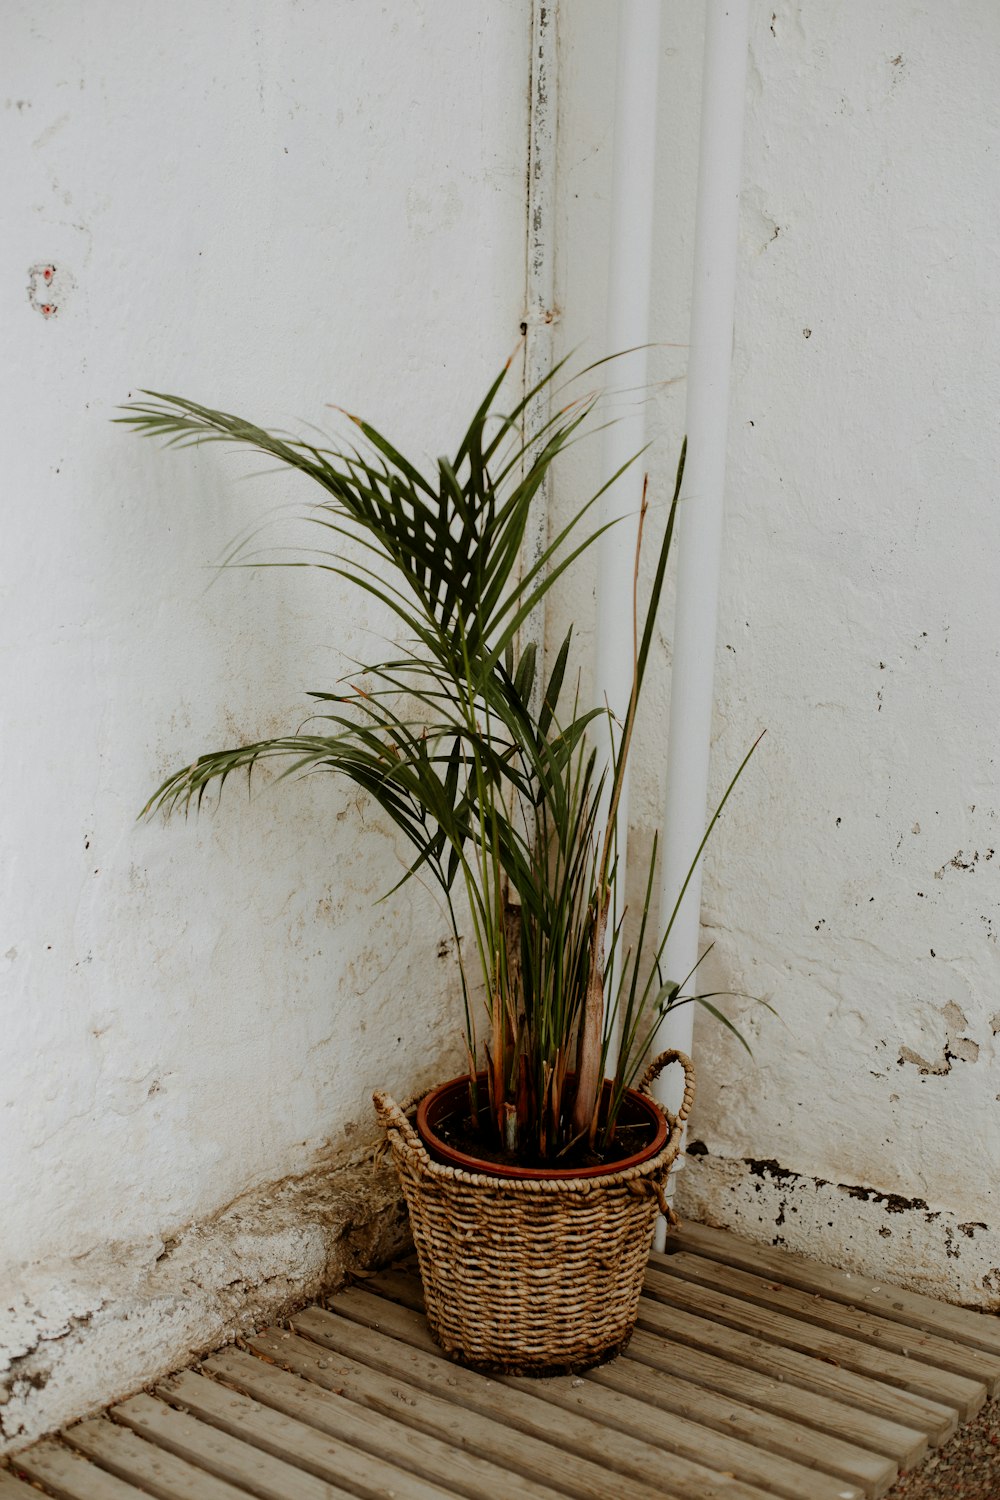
0,1144,409,1456
674,1145,1000,1309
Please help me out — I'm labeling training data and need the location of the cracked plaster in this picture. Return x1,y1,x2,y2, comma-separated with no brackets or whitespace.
0,1148,409,1456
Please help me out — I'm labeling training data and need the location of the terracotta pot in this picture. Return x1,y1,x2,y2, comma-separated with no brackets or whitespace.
415,1070,668,1179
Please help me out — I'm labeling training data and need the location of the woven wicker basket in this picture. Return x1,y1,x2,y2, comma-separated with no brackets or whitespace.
373,1048,694,1375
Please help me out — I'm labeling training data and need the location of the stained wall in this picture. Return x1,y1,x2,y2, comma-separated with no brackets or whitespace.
0,0,530,1449
6,0,1000,1455
552,0,1000,1301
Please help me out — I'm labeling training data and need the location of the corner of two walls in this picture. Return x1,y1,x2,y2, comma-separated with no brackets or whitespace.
7,1,1000,1461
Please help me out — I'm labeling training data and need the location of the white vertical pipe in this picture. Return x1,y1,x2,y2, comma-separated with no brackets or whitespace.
520,0,558,711
652,1,751,1172
593,0,662,1075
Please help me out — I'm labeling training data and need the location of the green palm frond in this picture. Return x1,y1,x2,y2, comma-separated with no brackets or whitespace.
124,357,762,1165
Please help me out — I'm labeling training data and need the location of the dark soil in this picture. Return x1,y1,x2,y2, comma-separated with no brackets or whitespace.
429,1091,658,1173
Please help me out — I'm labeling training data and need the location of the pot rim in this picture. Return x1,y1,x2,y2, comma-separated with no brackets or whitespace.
415,1069,669,1181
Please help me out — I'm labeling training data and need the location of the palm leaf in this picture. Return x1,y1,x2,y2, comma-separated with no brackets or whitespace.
125,356,764,1165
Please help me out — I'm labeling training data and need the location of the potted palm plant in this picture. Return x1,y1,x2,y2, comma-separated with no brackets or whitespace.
122,356,758,1375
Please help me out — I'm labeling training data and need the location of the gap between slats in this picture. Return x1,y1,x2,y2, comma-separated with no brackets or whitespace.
296,1297,793,1500
652,1250,1000,1395
663,1224,1000,1359
343,1271,873,1500
643,1264,986,1418
8,1225,999,1500
366,1267,896,1492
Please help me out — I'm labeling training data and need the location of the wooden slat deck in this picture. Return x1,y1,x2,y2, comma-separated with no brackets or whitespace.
4,1224,999,1500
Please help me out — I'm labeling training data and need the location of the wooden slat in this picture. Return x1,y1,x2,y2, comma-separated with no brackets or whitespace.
155,1369,461,1500
205,1347,571,1500
250,1327,677,1500
666,1223,1000,1358
366,1267,894,1496
363,1267,429,1306
111,1393,358,1500
0,1466,58,1498
634,1290,958,1444
298,1301,778,1500
325,1287,866,1500
65,1416,250,1500
11,1438,152,1500
653,1251,1000,1395
624,1324,927,1468
10,1225,996,1500
367,1265,932,1467
588,1348,897,1497
643,1264,986,1417
503,1368,867,1500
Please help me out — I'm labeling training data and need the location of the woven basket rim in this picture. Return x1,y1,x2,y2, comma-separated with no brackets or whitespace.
374,1047,694,1197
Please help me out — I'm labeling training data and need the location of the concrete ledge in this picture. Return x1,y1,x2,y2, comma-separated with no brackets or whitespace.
0,1145,408,1455
675,1145,1000,1308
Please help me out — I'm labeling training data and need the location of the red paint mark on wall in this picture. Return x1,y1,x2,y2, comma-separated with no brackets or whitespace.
28,263,61,316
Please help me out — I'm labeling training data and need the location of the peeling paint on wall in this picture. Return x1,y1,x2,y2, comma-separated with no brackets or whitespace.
0,1145,408,1456
677,1147,1000,1309
897,999,982,1075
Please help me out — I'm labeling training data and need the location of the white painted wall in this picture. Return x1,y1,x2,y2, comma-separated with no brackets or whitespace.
1,0,530,1447
553,0,1000,1301
6,0,1000,1451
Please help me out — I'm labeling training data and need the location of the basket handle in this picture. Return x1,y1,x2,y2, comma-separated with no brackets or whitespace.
372,1089,433,1168
636,1049,695,1125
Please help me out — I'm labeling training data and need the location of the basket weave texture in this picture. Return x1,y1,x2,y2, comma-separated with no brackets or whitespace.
373,1048,694,1375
